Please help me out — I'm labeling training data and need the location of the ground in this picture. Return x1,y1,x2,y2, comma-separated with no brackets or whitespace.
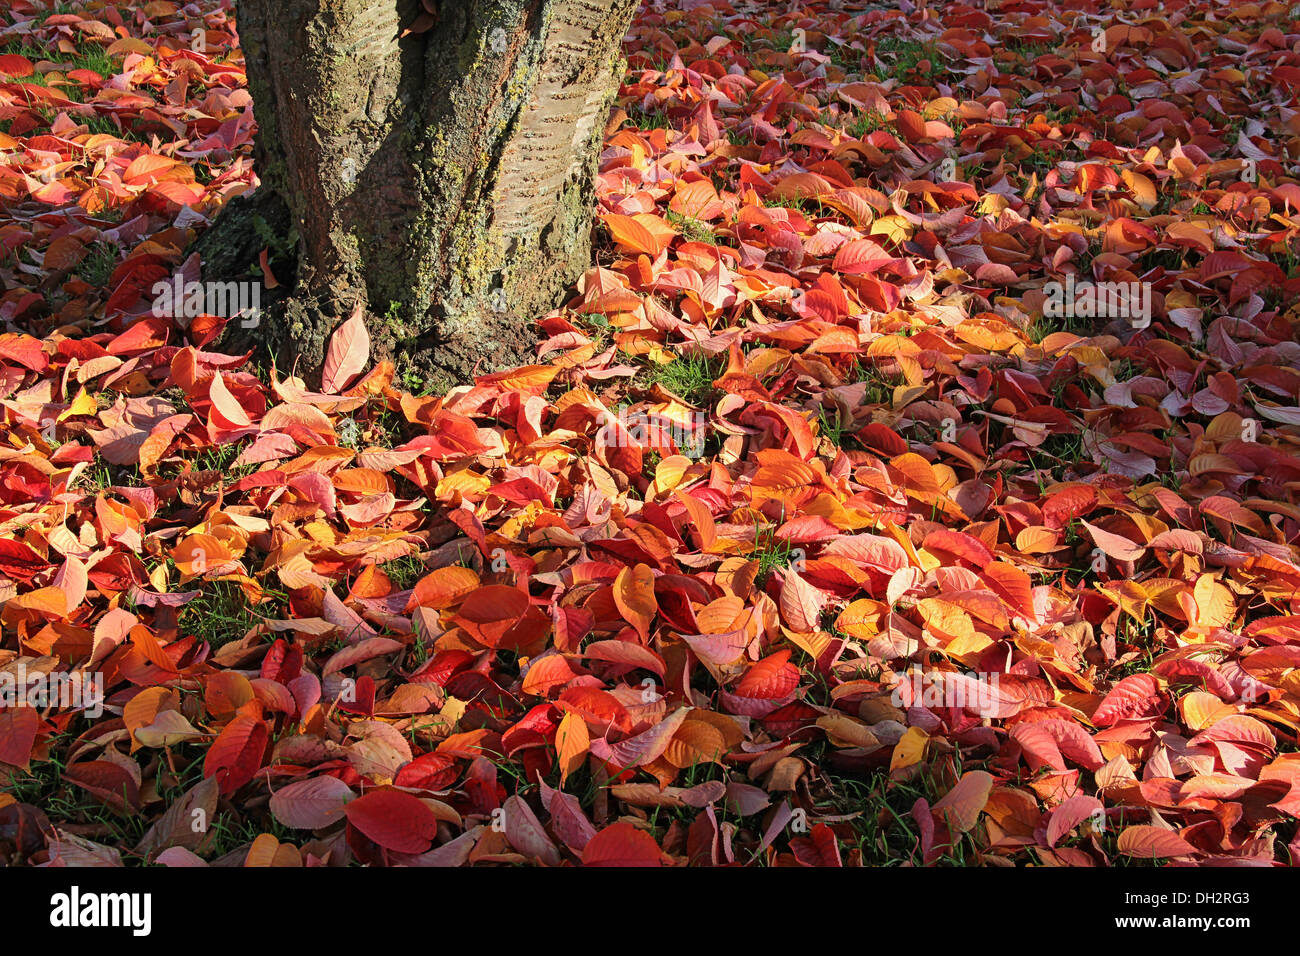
1,0,1299,867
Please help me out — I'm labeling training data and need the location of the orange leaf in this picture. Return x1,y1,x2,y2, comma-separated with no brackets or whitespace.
1116,825,1199,859
603,213,671,256
407,566,480,611
613,564,657,640
0,707,39,770
670,180,723,221
734,650,799,699
932,770,993,833
208,370,253,428
1080,520,1145,562
555,710,589,785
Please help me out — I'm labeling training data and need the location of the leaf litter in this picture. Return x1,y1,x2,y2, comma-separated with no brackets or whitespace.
2,0,1300,867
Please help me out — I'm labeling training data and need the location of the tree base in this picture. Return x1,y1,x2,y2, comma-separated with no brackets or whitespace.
193,198,546,393
192,187,297,361
205,0,639,391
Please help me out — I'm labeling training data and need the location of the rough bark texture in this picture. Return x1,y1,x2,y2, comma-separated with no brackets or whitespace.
214,0,638,390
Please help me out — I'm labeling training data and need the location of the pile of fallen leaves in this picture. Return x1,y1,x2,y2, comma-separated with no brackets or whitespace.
2,0,1300,867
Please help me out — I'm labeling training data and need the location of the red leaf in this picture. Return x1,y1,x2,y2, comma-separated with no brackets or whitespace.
0,539,49,584
582,822,663,866
1092,675,1165,728
0,54,35,78
0,707,40,770
203,715,269,796
269,776,355,829
1046,793,1104,847
790,823,842,866
734,651,800,699
62,760,141,813
0,332,48,371
343,789,440,853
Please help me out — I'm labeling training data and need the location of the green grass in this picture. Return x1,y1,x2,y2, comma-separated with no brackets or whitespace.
1018,146,1059,180
179,579,278,650
0,40,121,96
73,240,120,288
0,42,52,65
852,358,901,405
201,811,297,862
1040,106,1079,127
747,524,803,587
63,43,118,82
193,440,257,480
396,360,432,396
1265,241,1300,283
1137,247,1187,272
764,194,822,215
1038,429,1085,464
1107,615,1161,680
1151,181,1188,216
642,448,662,478
628,104,673,131
1028,304,1093,342
848,108,895,139
2,731,155,854
76,111,123,136
817,405,851,448
810,755,982,866
644,352,723,407
1003,38,1055,58
4,735,70,806
80,458,141,491
32,3,77,24
665,209,717,244
871,37,944,83
381,552,427,591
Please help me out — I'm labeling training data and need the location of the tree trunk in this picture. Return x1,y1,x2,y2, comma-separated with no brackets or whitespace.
210,0,638,390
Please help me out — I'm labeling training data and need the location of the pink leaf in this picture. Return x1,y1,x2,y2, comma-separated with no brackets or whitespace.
320,302,370,394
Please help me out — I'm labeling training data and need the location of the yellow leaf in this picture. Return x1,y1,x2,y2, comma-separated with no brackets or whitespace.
870,214,912,244
890,726,928,772
124,686,177,752
1180,691,1234,731
57,387,98,421
1192,574,1234,629
817,713,879,749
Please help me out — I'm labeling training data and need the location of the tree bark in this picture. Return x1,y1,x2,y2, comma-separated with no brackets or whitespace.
211,0,638,390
